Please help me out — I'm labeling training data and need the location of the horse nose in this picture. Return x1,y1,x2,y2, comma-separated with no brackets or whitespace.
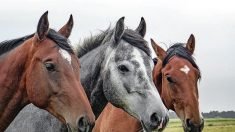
150,112,160,127
77,116,95,132
150,112,169,130
186,118,204,132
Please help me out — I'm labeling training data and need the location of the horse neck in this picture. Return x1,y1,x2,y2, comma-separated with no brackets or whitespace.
0,41,31,130
79,44,108,118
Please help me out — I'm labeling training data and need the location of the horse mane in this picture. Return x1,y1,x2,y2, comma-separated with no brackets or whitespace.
76,27,151,58
0,34,34,56
162,43,201,79
0,29,73,56
76,28,111,58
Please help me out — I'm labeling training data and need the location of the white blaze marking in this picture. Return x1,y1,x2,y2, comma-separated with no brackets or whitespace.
59,48,71,64
103,47,116,70
132,48,163,104
132,49,160,110
132,48,149,80
180,65,190,74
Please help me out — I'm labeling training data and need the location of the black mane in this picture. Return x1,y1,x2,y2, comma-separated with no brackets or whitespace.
163,43,201,79
76,28,151,57
76,28,111,58
0,34,34,56
0,29,73,56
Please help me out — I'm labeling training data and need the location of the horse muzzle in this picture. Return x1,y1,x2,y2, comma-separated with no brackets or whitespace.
184,118,204,132
66,115,95,132
141,114,169,132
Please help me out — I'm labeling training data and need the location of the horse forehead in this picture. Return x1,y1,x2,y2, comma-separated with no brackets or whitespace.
168,56,193,68
164,57,194,75
180,65,190,74
58,48,72,64
114,42,152,69
131,48,153,73
114,44,133,60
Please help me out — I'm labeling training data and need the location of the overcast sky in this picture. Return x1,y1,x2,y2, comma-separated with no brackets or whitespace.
0,0,234,112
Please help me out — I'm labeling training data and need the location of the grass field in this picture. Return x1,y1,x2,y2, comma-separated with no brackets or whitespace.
163,118,235,132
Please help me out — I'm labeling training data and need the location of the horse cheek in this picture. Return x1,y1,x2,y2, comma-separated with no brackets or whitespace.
26,63,50,108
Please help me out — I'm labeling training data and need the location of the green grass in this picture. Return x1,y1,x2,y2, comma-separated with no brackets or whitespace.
162,118,235,132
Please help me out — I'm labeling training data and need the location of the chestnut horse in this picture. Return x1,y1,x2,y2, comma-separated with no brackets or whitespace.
151,35,204,132
94,35,204,132
0,11,95,131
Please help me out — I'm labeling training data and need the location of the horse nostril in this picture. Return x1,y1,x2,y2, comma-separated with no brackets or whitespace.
185,118,204,132
186,119,192,127
77,116,95,132
77,116,88,132
150,112,160,127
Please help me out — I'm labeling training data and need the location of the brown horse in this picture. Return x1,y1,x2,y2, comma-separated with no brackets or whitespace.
0,11,95,131
151,35,204,132
93,35,204,132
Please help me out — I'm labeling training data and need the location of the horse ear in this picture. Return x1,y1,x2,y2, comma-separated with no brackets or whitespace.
36,11,49,41
113,17,125,43
186,34,195,55
58,14,74,38
135,17,146,37
151,39,166,61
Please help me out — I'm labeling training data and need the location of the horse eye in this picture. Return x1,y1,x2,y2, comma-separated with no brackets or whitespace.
152,58,158,65
45,62,56,72
118,65,129,73
166,75,175,83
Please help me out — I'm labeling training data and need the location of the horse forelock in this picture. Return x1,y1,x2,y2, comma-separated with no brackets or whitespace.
162,43,201,79
122,29,150,57
47,29,74,54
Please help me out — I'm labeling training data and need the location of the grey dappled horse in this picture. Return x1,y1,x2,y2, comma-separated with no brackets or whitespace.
7,17,168,132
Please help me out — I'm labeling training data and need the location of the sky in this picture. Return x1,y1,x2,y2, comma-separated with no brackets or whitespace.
0,0,234,112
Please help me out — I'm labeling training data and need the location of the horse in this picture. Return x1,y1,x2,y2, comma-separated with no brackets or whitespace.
151,35,204,132
93,35,204,132
0,11,95,132
7,17,169,132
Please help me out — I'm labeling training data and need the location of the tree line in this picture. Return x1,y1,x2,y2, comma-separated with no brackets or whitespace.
169,111,235,118
202,111,235,118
